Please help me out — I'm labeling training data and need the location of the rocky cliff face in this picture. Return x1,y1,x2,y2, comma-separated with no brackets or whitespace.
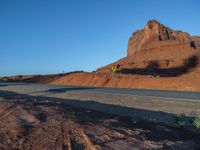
98,19,200,74
127,20,194,56
191,36,200,51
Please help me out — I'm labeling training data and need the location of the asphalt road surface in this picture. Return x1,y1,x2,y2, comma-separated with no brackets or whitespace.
0,82,200,101
0,82,200,124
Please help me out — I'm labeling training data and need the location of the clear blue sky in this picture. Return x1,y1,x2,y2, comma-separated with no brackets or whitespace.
0,0,200,76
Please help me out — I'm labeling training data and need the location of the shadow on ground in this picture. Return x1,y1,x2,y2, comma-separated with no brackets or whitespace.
0,85,8,87
0,90,196,127
46,87,97,93
0,83,28,86
0,90,199,149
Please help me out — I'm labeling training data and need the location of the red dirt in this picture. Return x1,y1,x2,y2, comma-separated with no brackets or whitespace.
0,91,199,150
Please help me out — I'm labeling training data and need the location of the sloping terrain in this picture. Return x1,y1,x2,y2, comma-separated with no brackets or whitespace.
49,20,200,91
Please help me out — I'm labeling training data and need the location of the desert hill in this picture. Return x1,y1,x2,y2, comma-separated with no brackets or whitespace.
99,20,200,73
1,20,200,91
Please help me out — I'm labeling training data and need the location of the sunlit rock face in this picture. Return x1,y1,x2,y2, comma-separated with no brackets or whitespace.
127,20,192,56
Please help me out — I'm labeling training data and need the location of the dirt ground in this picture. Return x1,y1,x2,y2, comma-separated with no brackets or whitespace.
0,91,199,150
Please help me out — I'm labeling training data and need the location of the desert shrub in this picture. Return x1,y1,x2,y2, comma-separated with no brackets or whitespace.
147,75,160,78
175,114,200,129
193,117,200,129
175,114,187,127
147,75,154,78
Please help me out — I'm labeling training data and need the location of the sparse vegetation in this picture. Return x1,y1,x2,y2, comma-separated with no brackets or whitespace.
147,75,154,78
193,117,200,129
175,114,200,129
147,75,160,78
175,114,187,127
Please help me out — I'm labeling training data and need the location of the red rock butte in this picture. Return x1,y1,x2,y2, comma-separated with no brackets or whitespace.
127,19,198,56
99,19,200,72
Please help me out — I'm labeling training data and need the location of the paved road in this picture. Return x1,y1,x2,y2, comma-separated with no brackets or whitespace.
0,82,200,124
0,82,200,101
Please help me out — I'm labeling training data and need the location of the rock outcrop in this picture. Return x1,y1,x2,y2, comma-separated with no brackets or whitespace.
127,20,194,56
191,36,200,51
98,19,200,75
